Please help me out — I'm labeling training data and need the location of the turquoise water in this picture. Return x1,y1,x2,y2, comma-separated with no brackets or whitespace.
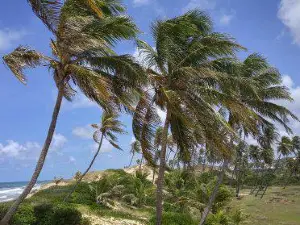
0,181,47,202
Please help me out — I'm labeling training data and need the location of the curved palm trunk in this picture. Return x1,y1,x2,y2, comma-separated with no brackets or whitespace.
155,111,170,225
64,133,104,202
199,159,229,225
0,86,64,225
128,153,135,167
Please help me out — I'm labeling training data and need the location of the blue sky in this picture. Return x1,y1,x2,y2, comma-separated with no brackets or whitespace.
1,0,300,182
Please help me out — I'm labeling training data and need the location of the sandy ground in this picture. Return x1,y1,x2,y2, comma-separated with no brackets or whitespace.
82,213,145,225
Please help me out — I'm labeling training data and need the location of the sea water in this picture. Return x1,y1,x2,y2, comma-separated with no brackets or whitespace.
0,181,47,202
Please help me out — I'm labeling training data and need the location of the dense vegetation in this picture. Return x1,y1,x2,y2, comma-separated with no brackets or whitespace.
0,169,245,225
1,0,299,224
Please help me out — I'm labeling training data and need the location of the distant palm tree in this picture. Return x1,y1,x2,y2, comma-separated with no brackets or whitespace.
1,1,144,224
277,136,293,161
128,140,142,167
64,112,124,202
133,10,245,225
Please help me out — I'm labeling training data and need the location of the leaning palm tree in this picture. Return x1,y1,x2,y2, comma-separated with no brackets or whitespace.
132,10,247,225
1,1,144,224
128,140,142,167
199,53,297,225
64,112,124,202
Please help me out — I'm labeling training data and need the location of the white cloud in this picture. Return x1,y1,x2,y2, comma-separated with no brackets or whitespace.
282,74,294,88
0,28,27,51
69,156,76,164
0,140,40,159
276,75,300,131
68,93,97,109
278,0,300,45
90,139,113,153
183,0,216,12
219,12,235,26
50,133,67,152
133,0,150,6
72,125,94,139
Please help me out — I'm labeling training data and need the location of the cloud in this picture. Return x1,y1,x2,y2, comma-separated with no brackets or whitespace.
72,125,94,139
0,28,27,51
278,0,300,45
183,0,216,12
0,140,40,159
219,12,235,26
133,0,150,6
282,74,294,88
90,139,113,153
276,75,300,130
69,156,76,164
66,93,97,109
50,133,67,152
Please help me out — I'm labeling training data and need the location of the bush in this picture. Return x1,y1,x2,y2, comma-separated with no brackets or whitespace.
0,203,36,225
51,204,82,225
148,212,197,225
205,210,231,225
34,203,86,225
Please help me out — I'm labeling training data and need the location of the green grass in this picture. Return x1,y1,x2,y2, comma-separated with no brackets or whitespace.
229,186,300,225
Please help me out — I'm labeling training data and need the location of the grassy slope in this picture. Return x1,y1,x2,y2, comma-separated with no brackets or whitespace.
229,186,300,225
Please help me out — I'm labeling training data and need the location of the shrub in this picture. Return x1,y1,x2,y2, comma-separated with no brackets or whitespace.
34,203,86,225
12,204,36,225
205,210,231,225
51,204,82,225
0,203,36,225
33,203,53,225
148,212,197,225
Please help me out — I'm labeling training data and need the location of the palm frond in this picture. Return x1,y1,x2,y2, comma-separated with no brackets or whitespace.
3,46,49,84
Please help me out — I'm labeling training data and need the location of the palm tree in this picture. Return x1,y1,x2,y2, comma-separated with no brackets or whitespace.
132,10,246,225
1,1,144,224
64,112,124,202
277,136,293,162
128,140,142,167
199,53,298,225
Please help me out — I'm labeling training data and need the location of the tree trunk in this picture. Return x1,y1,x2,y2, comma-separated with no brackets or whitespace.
152,168,156,183
139,156,144,171
0,86,64,225
64,133,104,202
155,111,170,225
199,159,229,225
129,153,135,167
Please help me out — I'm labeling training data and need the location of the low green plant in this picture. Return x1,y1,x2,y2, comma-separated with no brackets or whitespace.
0,203,36,225
148,212,198,225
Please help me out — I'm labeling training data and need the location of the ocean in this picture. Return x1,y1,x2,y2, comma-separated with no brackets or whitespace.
0,181,48,203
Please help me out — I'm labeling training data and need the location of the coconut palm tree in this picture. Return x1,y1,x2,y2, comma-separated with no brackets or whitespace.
1,1,144,224
128,140,142,167
132,10,247,224
199,53,297,225
277,136,293,161
64,112,124,202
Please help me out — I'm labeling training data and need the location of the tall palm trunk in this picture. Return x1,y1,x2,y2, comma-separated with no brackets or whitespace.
139,156,144,171
128,153,135,167
199,159,229,225
0,86,64,225
155,111,170,225
64,133,104,202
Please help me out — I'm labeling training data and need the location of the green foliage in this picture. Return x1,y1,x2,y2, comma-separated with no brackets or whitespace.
0,203,35,225
33,203,88,225
205,210,231,225
0,202,88,225
164,170,232,214
148,212,198,225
